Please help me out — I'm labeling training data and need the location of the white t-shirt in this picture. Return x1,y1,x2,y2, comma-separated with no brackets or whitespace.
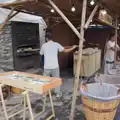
105,41,118,62
40,41,64,69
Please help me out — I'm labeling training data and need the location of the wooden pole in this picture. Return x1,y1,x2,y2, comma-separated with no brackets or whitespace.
84,4,99,29
0,85,9,120
0,0,35,7
48,0,83,40
9,11,19,19
0,8,15,31
69,0,87,119
114,17,118,65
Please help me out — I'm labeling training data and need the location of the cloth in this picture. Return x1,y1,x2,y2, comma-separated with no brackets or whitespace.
105,41,115,62
44,68,60,94
104,40,119,74
41,55,44,65
104,60,114,74
80,83,119,102
40,41,64,69
105,41,119,62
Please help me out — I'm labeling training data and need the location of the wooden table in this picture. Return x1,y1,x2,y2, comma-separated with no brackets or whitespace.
0,71,62,120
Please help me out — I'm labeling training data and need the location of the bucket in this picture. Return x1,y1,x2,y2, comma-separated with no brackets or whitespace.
80,83,120,120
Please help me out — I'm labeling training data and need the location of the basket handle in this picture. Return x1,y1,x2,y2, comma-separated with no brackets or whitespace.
94,73,103,85
80,82,88,92
117,89,120,95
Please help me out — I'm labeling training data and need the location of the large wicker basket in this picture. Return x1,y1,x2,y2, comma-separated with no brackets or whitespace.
82,96,119,120
80,83,120,120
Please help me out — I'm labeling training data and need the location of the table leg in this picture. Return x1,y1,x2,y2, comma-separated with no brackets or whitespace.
0,84,9,120
25,91,34,120
43,93,47,112
34,90,55,120
22,90,55,120
34,93,47,119
23,94,27,120
46,90,55,120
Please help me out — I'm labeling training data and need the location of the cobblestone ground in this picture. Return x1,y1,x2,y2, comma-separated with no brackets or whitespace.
0,92,85,120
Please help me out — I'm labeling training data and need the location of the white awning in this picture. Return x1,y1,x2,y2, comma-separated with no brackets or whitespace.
0,8,46,26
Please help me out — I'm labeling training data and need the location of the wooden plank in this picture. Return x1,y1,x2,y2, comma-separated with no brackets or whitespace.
69,0,87,119
84,4,99,29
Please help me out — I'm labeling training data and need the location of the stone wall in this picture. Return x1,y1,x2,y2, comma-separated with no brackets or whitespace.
0,22,14,71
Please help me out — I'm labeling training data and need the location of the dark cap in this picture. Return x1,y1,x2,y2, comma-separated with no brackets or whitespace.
45,28,52,40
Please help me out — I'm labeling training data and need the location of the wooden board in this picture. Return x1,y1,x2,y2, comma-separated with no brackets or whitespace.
0,71,62,94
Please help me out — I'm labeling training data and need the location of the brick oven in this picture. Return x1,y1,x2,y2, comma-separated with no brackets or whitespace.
0,21,41,71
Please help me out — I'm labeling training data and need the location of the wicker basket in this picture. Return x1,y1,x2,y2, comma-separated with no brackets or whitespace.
82,96,119,120
80,83,120,120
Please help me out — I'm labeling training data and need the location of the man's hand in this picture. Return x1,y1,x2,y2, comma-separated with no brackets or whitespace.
63,45,77,53
110,47,115,51
72,45,77,49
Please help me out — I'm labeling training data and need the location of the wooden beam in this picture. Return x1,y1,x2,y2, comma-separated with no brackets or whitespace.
48,0,83,40
9,11,19,19
0,8,15,31
84,4,99,29
0,0,36,7
39,1,76,17
114,17,118,65
69,0,87,119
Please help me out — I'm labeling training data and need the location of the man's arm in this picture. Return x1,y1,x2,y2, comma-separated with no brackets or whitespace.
62,45,77,53
110,47,115,51
40,45,44,55
116,44,120,51
107,41,115,51
111,44,120,51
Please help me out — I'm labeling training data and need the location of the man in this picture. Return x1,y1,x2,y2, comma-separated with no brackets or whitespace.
104,33,120,74
40,29,77,97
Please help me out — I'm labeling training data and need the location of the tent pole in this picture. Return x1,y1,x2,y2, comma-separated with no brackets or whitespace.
0,8,15,31
84,4,99,29
114,17,118,65
48,0,83,40
69,0,87,119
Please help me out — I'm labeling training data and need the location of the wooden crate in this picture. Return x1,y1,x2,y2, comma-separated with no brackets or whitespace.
95,50,101,71
74,48,101,77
